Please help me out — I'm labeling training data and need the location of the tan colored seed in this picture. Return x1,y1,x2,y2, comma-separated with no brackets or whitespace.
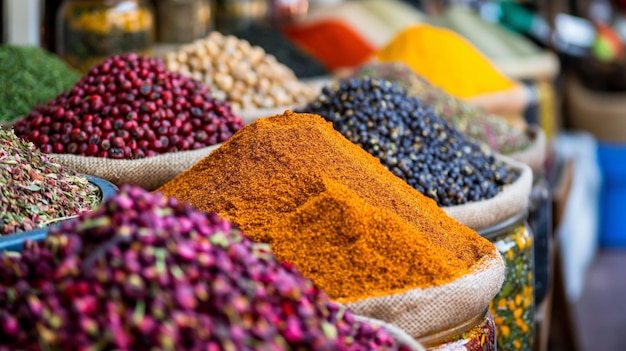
191,71,203,82
177,51,188,63
215,73,234,91
208,31,224,44
257,78,271,93
230,101,242,112
166,61,180,72
244,71,258,87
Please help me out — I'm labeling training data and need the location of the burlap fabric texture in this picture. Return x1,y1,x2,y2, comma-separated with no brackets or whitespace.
507,126,547,175
353,315,427,351
442,154,533,231
49,144,222,191
344,251,504,340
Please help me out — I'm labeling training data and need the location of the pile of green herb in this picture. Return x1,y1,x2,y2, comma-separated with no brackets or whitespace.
351,62,533,154
0,127,101,235
0,45,81,122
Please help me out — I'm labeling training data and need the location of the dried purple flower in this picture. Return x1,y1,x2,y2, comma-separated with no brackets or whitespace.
0,185,411,351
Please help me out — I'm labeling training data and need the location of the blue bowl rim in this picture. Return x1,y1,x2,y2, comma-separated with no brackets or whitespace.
0,175,118,252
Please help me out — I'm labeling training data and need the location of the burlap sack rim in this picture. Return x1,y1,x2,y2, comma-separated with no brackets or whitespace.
49,143,222,191
442,154,533,231
343,249,505,339
336,248,500,305
353,315,427,351
507,125,547,174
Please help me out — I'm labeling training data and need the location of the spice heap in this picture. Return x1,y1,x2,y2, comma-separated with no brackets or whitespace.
0,45,81,123
159,112,496,302
164,32,315,112
376,24,519,99
0,185,411,351
232,23,328,78
282,19,378,71
0,128,100,235
13,54,242,159
303,78,517,207
350,62,532,154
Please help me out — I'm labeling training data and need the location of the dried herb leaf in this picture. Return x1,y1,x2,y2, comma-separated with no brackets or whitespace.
0,127,101,236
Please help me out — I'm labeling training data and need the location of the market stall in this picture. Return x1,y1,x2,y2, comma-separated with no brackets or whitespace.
2,0,616,350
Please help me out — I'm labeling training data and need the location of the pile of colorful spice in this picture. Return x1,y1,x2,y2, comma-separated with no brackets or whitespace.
159,111,497,302
375,24,520,99
303,78,517,207
281,1,391,72
13,53,243,159
0,45,81,123
0,185,413,351
0,128,100,236
232,23,328,78
349,62,532,154
164,32,315,112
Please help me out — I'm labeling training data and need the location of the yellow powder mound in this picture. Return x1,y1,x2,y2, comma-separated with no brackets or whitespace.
376,24,519,99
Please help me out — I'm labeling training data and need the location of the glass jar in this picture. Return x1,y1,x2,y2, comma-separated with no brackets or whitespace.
56,0,155,74
529,172,552,306
420,311,496,351
155,0,214,44
479,211,535,351
214,0,267,34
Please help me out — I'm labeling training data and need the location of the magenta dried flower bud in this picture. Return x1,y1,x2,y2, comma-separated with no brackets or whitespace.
0,186,410,350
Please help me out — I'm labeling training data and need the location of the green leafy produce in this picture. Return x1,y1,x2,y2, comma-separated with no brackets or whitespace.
0,45,81,122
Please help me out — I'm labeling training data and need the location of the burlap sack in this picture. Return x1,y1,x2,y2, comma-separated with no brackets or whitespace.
442,155,533,231
48,144,222,191
507,126,547,175
344,251,505,340
353,315,427,351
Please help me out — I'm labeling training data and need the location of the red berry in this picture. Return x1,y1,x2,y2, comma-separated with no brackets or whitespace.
40,144,53,153
85,144,99,156
111,137,125,149
53,142,65,153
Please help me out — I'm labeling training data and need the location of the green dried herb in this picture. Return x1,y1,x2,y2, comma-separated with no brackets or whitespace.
351,62,533,154
0,127,101,235
0,45,81,122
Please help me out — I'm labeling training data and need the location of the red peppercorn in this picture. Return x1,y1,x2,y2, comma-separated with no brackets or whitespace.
13,54,243,159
